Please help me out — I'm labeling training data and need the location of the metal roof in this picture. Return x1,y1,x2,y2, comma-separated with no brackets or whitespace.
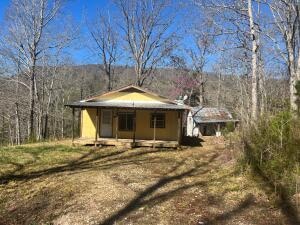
191,106,238,123
65,84,189,110
66,101,189,110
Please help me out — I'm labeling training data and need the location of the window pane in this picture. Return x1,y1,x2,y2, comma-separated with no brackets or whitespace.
118,113,134,131
127,114,134,130
119,114,127,130
150,113,165,128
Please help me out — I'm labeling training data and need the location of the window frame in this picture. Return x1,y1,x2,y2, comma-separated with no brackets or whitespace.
118,112,135,131
150,113,166,129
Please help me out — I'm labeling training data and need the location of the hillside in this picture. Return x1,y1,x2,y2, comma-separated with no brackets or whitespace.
63,64,289,113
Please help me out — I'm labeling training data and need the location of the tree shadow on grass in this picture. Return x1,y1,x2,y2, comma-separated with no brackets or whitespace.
181,136,204,147
0,185,70,225
0,148,116,184
0,147,193,224
201,193,255,225
0,147,182,185
97,153,219,225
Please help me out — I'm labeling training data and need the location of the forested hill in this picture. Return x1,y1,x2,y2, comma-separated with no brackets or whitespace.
63,64,288,112
65,64,226,104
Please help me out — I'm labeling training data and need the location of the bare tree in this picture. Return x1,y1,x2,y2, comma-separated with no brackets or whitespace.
88,10,119,91
267,0,300,112
195,0,263,121
187,29,214,106
115,0,176,87
3,0,64,140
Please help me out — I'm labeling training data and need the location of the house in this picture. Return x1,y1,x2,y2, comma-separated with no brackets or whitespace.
66,85,189,148
187,107,238,137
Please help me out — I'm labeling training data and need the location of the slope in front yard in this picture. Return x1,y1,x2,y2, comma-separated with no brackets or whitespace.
0,141,288,225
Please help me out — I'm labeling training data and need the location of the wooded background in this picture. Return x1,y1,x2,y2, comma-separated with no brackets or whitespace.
0,0,298,145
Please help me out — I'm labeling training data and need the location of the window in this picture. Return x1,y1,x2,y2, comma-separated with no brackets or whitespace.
150,113,165,128
118,113,134,131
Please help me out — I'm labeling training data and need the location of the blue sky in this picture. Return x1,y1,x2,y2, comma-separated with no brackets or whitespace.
0,0,110,22
0,0,216,70
0,0,119,64
0,0,8,20
0,1,286,75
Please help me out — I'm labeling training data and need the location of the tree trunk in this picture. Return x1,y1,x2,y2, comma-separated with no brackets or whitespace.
36,105,42,141
248,0,258,121
135,64,143,87
258,72,265,115
287,38,298,112
61,112,64,139
289,72,298,112
297,5,300,81
199,73,205,106
62,97,65,139
15,102,21,145
8,117,13,146
44,114,48,139
1,113,5,146
217,72,221,108
257,0,265,116
29,62,36,140
15,80,21,145
107,72,112,91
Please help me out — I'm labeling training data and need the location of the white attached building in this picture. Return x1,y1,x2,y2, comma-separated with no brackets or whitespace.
187,107,238,137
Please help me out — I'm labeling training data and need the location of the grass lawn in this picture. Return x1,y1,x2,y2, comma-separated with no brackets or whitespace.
0,140,290,225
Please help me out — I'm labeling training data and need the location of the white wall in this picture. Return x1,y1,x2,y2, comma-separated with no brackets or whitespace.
186,111,199,136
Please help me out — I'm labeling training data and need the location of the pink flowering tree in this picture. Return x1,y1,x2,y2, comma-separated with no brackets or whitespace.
170,72,200,104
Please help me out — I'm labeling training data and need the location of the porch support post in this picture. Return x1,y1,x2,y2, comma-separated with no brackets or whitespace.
133,109,136,146
72,107,75,144
217,123,221,137
115,109,118,141
95,107,99,147
99,108,101,137
177,111,182,145
153,111,156,149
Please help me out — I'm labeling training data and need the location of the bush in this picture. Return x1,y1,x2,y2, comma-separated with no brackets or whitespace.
242,111,300,196
222,121,235,135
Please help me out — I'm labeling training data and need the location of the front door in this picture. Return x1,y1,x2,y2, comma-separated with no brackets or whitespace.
100,110,112,137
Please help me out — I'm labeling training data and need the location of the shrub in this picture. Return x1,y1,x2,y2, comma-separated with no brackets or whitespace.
242,111,300,196
222,121,235,135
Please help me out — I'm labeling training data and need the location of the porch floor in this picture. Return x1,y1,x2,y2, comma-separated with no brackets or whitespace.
73,137,179,148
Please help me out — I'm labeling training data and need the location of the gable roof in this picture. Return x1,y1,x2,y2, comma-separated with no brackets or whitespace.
85,84,175,104
66,85,189,111
191,107,238,123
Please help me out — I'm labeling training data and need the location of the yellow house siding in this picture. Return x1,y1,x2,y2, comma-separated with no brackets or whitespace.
81,108,97,138
112,109,179,141
80,108,180,141
92,92,168,102
135,110,178,141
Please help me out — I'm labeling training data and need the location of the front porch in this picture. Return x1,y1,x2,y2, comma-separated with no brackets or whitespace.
73,137,179,148
70,107,184,148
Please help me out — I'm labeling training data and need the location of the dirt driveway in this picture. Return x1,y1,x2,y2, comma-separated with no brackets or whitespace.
0,140,287,225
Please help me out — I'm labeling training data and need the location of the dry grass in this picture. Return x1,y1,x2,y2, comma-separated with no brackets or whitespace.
0,139,290,225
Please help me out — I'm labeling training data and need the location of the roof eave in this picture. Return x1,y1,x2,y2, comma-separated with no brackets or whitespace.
65,102,190,111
